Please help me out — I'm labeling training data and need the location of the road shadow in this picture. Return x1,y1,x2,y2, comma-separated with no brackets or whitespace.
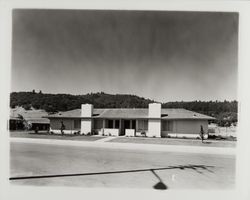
150,169,168,190
9,164,215,190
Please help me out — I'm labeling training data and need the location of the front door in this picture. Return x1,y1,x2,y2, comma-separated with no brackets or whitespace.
124,120,130,130
123,120,136,136
120,120,128,136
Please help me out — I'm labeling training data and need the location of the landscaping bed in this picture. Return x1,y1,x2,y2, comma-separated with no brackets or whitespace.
10,131,105,141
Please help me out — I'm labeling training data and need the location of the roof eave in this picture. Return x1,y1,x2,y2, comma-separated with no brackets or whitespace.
45,116,215,120
161,117,216,120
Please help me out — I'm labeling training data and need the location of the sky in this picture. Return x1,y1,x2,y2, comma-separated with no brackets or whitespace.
11,9,238,102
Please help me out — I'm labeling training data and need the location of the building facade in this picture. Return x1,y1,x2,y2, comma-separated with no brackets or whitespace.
46,103,214,138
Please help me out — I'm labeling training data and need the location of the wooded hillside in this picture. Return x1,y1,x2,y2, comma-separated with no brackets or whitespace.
10,91,154,112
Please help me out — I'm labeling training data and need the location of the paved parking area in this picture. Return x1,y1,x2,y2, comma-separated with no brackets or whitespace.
10,141,235,189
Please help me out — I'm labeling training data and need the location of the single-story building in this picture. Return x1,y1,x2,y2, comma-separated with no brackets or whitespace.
25,119,50,132
10,107,50,132
9,117,24,130
46,103,215,138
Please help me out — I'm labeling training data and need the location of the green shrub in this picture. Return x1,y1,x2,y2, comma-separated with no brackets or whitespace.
86,132,91,136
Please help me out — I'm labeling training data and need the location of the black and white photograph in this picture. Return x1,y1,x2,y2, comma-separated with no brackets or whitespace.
1,1,250,200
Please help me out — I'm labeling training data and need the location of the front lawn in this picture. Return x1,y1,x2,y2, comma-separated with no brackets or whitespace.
108,137,236,148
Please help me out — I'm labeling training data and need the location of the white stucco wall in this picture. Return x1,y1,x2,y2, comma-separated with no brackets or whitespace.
125,129,135,137
103,128,119,136
148,119,161,137
81,119,93,135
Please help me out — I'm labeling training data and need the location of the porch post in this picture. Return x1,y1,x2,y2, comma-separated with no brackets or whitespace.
136,120,139,136
119,119,121,136
102,119,105,135
102,119,105,128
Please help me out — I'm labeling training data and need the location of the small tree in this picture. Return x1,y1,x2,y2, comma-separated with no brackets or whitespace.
60,121,65,135
200,125,204,143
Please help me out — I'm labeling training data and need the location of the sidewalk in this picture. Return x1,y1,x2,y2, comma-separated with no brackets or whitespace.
10,137,236,155
95,136,116,143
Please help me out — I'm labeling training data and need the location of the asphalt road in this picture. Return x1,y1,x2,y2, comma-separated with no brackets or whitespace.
10,142,235,190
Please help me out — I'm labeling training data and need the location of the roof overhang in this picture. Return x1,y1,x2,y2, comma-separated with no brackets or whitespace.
45,116,215,120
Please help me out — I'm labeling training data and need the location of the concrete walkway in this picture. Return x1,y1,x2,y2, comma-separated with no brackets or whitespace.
10,137,236,155
94,136,116,143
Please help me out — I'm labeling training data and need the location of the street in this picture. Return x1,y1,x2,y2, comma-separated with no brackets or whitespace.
10,141,235,190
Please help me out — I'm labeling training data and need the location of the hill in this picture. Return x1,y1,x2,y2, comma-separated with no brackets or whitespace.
10,91,154,112
10,91,238,126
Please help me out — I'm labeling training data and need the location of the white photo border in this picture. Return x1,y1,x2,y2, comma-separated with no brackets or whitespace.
1,1,250,200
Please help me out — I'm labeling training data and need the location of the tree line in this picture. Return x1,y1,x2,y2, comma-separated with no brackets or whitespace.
10,91,154,112
10,91,238,126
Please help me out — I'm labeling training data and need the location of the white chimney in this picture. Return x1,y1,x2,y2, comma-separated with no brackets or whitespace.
81,104,93,135
148,103,161,138
148,103,161,118
81,104,93,118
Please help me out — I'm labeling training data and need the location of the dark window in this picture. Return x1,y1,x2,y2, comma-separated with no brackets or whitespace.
74,120,81,129
115,120,120,129
162,120,173,131
124,120,130,129
138,120,148,131
108,120,113,128
94,119,103,129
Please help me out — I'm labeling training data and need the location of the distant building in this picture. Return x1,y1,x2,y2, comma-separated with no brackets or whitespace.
9,117,24,130
9,107,50,131
46,103,214,138
24,119,50,132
